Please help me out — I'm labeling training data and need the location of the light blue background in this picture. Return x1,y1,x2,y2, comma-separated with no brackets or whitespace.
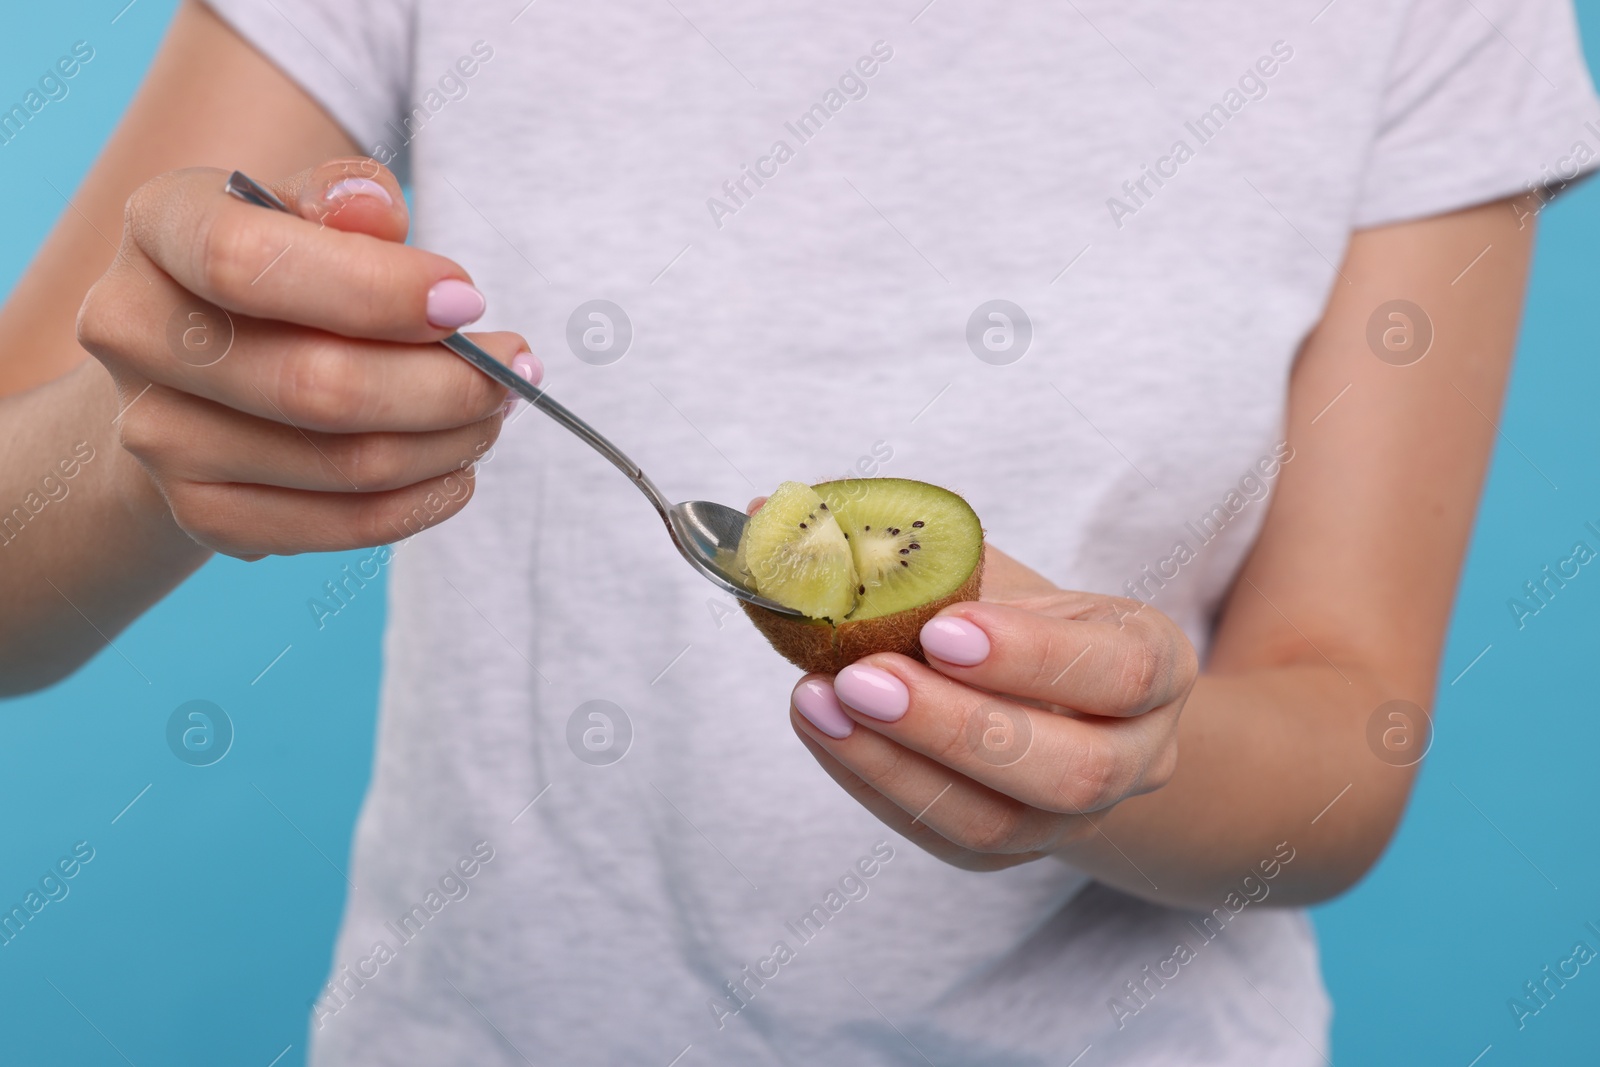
2,3,1597,1063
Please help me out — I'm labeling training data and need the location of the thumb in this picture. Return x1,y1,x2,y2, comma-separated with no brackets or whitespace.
272,157,410,243
978,543,1058,602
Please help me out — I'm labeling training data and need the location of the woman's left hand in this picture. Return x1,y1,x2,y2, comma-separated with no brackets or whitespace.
789,546,1198,871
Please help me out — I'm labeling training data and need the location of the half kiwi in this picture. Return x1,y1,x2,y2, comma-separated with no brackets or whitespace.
738,478,984,673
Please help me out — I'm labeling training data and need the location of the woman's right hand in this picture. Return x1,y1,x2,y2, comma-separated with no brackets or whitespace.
76,158,537,558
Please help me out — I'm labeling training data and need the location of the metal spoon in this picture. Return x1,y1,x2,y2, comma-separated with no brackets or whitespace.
224,171,800,617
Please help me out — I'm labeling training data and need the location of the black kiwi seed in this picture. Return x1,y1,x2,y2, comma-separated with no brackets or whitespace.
888,528,901,536
864,525,871,531
857,584,866,594
899,548,910,555
799,522,807,529
819,503,829,511
900,560,909,567
912,521,925,528
843,532,849,539
910,543,921,550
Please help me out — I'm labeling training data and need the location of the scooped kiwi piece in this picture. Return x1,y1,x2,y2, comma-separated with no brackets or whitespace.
740,478,984,673
739,481,859,621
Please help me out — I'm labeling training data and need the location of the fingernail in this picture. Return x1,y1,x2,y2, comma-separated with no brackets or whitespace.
324,177,393,205
500,351,542,416
510,350,543,386
426,279,486,329
793,677,853,739
835,664,909,723
920,616,991,666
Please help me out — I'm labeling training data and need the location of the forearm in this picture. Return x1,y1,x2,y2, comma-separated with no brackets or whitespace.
0,359,209,694
1058,661,1415,909
1056,204,1529,909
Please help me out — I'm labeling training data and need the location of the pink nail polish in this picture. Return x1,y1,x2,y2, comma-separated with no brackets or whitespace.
793,678,853,739
920,616,991,666
325,177,392,205
510,350,543,386
426,279,486,329
835,664,909,722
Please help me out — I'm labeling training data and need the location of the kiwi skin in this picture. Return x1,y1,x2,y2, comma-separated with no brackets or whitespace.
741,555,984,675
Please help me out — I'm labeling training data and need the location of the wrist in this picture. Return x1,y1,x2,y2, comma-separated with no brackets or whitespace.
77,361,211,570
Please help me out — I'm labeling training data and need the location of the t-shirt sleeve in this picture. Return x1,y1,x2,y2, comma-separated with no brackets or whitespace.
202,0,414,155
1352,0,1600,228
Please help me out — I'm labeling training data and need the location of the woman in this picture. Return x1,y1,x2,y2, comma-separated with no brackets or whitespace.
2,0,1594,1062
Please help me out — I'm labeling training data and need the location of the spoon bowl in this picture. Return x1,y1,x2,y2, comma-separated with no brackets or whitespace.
667,500,802,615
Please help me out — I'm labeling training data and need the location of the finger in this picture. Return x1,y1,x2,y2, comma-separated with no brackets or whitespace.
78,269,526,432
829,656,1179,814
119,383,503,492
791,709,1054,869
122,166,485,342
745,495,768,516
160,467,478,557
920,598,1195,716
273,157,410,242
197,320,522,433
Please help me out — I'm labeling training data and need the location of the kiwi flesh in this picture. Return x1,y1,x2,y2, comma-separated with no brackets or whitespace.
737,481,858,621
739,478,984,673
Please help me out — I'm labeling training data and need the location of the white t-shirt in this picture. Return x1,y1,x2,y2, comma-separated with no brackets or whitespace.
204,1,1598,1062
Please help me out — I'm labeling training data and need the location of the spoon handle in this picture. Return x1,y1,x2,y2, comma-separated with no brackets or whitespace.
222,171,675,523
